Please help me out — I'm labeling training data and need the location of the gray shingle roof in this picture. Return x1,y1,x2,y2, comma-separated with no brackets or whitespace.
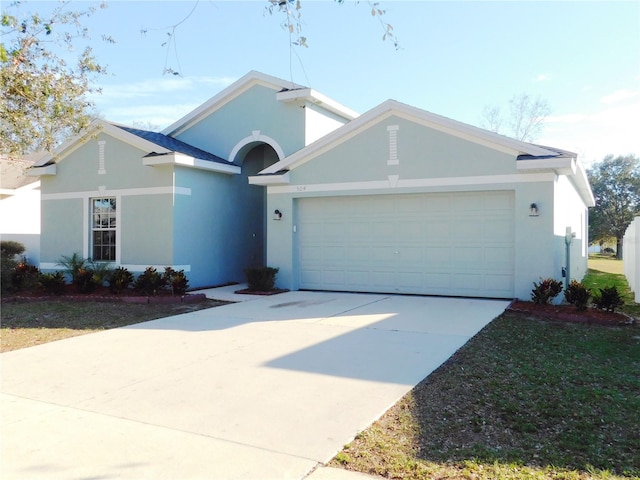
115,125,228,164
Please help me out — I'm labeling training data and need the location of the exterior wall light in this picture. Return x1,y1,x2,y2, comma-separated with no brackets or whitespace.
273,209,283,220
529,203,539,217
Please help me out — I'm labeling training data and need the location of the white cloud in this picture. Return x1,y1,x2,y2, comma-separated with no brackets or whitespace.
99,103,202,129
538,97,640,165
532,73,552,83
89,75,238,128
93,75,237,101
600,88,640,105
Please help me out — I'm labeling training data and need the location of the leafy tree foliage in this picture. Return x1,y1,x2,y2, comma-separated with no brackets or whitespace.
588,154,640,258
480,93,551,142
1,1,111,156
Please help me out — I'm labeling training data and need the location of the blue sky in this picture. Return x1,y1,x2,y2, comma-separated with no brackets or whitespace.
13,1,640,165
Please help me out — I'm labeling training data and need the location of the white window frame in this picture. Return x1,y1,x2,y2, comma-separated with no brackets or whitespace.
90,197,117,262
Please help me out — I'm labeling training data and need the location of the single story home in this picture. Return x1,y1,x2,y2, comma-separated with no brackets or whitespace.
30,70,594,299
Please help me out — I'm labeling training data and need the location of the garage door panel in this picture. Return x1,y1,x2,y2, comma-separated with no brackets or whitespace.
367,246,393,262
322,270,346,286
425,247,452,266
423,196,451,213
297,192,514,298
485,247,513,269
323,246,346,264
454,273,483,290
484,218,512,238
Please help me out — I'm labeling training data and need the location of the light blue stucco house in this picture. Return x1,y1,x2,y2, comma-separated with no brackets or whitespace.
31,71,594,299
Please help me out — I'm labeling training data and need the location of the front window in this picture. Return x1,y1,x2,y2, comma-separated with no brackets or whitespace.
91,197,116,261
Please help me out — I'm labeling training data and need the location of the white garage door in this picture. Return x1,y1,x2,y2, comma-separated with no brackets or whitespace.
297,191,514,298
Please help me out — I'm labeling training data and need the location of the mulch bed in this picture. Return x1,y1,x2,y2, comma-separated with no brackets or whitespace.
234,288,289,296
507,300,636,326
3,285,206,304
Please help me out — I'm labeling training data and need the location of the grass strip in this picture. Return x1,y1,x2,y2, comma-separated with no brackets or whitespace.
0,299,224,352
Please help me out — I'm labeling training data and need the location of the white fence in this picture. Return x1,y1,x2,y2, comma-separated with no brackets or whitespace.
623,216,640,302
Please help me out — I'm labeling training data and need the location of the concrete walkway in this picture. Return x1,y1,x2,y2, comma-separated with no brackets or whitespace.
1,289,509,479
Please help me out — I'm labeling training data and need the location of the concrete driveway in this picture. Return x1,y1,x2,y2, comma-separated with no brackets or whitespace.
1,290,509,479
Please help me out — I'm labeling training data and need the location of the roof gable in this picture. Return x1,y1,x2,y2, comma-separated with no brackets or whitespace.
259,100,564,176
162,71,357,137
31,120,238,175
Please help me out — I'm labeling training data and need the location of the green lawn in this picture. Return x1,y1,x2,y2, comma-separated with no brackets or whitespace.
332,314,640,479
0,299,225,352
585,256,639,318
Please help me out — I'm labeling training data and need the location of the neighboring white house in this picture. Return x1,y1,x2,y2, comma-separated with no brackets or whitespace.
623,216,640,302
0,156,41,264
29,71,594,299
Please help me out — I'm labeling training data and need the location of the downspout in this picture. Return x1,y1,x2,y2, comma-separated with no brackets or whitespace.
564,226,575,289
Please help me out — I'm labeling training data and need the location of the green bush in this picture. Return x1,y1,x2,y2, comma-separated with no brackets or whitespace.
531,277,563,305
593,286,624,313
244,266,279,292
108,267,134,294
74,268,98,293
564,280,591,311
164,267,189,295
1,240,25,258
134,267,167,295
57,252,87,285
88,260,113,287
40,271,66,295
11,262,41,291
1,240,25,293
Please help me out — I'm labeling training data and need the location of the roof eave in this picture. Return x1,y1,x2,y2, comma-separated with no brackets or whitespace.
27,164,56,176
143,153,241,175
517,156,577,176
276,88,359,120
248,171,290,186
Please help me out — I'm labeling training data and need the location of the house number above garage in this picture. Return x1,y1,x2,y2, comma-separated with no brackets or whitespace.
387,125,399,166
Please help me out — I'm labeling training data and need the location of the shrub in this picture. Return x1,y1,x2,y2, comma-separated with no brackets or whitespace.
134,267,167,295
58,253,87,285
164,267,189,295
75,268,98,293
40,271,66,295
11,262,41,291
564,280,591,311
88,260,113,287
108,267,134,294
531,277,563,305
1,240,25,258
244,266,279,292
593,286,624,313
1,240,25,293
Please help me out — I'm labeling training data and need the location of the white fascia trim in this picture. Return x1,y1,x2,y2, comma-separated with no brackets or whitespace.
569,161,596,207
517,157,577,175
276,88,359,120
248,172,290,185
266,172,557,195
162,71,304,136
229,132,285,163
42,185,191,201
34,120,172,167
143,153,241,175
260,100,559,175
28,164,56,176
